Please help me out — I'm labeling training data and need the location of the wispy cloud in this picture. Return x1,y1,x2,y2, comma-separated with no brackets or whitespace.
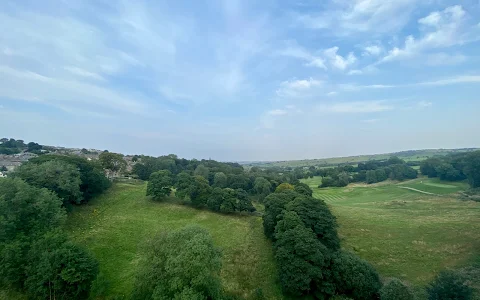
276,77,323,98
318,101,394,113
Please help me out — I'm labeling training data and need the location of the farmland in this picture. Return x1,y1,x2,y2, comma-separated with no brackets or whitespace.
302,176,480,289
245,148,479,168
64,183,282,299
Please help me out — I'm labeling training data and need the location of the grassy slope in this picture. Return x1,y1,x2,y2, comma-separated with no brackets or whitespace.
65,183,282,299
302,177,480,286
246,148,479,168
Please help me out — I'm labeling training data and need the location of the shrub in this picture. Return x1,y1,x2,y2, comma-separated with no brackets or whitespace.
427,270,472,300
380,278,415,300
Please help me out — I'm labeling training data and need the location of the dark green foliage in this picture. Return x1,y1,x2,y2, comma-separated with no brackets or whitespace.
227,174,250,190
194,164,210,179
427,270,472,300
25,231,99,300
274,223,330,297
131,226,223,300
0,165,7,172
380,278,415,300
29,155,110,202
294,182,313,197
285,196,340,251
13,160,83,205
146,170,173,200
366,170,377,184
435,163,464,181
262,191,297,239
463,151,480,188
99,151,127,173
275,182,294,192
219,188,238,213
331,251,382,300
253,176,272,200
0,138,24,154
213,172,228,188
188,175,212,207
0,178,66,242
206,188,255,213
421,158,443,177
389,164,418,181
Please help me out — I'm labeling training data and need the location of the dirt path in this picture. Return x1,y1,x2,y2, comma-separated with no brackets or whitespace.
398,186,438,196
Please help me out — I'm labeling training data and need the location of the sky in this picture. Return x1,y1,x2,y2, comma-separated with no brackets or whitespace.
1,0,480,161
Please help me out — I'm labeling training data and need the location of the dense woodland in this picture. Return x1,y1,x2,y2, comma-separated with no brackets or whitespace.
1,138,479,299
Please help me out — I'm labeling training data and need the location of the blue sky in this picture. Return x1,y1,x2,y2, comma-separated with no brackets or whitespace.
1,0,479,161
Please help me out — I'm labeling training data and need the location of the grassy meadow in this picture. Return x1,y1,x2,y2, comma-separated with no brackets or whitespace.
302,176,480,287
65,183,282,299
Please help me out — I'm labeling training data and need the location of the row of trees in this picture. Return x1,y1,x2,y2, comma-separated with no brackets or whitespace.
146,171,256,213
0,178,99,299
320,157,418,187
263,187,382,299
12,155,111,207
421,151,480,188
0,138,46,155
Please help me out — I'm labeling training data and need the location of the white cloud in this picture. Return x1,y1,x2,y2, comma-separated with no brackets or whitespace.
278,41,327,69
380,5,476,63
362,119,380,123
348,70,363,75
296,0,418,35
318,101,394,113
327,91,338,96
64,66,105,81
267,109,288,116
324,47,357,70
417,101,432,108
276,77,323,98
363,45,382,56
417,75,480,86
425,53,467,66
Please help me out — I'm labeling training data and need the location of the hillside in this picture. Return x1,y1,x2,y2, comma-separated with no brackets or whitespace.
243,148,479,168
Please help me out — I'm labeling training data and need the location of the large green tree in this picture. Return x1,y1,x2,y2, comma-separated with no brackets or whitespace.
254,177,272,199
427,270,472,300
25,231,99,300
262,191,297,239
463,151,480,188
193,164,209,180
188,176,212,207
99,151,127,175
13,160,83,205
380,278,415,300
146,170,173,200
0,178,66,287
131,226,223,300
213,172,228,188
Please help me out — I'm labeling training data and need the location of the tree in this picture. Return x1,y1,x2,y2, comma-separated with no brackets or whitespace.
0,178,66,287
427,270,472,300
275,183,294,193
463,151,480,188
236,188,255,212
366,170,378,184
25,231,99,300
380,278,415,300
29,155,110,202
207,187,224,212
421,158,443,177
435,163,463,181
219,188,237,213
331,251,382,300
194,164,209,180
254,177,272,200
274,217,331,297
131,226,223,300
262,191,297,239
0,165,7,172
188,176,211,207
99,152,126,175
213,172,227,188
284,196,340,251
146,170,173,200
13,160,83,205
375,168,388,182
294,183,313,197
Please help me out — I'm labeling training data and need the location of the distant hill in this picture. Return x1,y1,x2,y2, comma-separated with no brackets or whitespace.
241,148,480,168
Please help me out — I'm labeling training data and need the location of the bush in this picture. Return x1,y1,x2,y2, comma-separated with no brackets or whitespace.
331,251,382,300
275,183,294,193
25,231,99,300
380,278,415,300
146,170,173,200
131,226,223,300
427,270,472,300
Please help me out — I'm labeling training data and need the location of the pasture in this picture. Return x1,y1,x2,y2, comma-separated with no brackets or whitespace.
302,176,480,287
65,183,282,299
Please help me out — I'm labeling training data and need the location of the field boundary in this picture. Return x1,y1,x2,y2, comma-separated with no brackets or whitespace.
398,186,438,196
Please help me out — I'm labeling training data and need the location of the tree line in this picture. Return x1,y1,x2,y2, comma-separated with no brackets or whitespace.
0,138,45,155
420,151,480,188
0,154,110,299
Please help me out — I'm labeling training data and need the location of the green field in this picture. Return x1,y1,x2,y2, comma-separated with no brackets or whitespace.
245,148,479,168
65,183,282,299
302,177,480,287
